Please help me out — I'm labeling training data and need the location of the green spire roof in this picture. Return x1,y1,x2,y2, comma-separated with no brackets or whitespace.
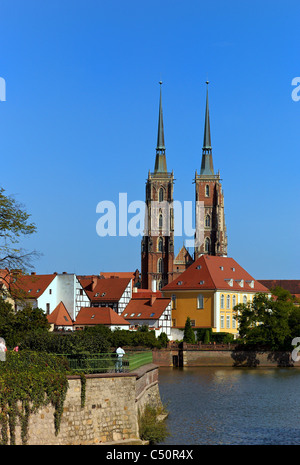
154,81,167,174
203,82,212,150
200,81,214,176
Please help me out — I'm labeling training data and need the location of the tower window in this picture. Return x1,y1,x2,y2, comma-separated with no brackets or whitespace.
205,237,210,253
158,237,163,252
205,185,210,197
157,258,163,273
159,188,164,202
205,214,211,228
159,214,163,230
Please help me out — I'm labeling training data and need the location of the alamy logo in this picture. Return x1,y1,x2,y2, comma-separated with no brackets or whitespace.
291,337,300,362
0,77,6,101
291,77,300,102
96,193,205,248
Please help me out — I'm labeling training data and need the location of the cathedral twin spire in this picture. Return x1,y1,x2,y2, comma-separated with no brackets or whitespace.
154,80,214,176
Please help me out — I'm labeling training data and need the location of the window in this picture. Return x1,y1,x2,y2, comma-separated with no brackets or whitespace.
226,315,230,329
197,294,204,309
221,294,225,309
46,303,50,314
171,294,176,309
205,237,210,253
159,213,163,229
158,280,163,290
177,281,183,286
150,312,155,317
130,313,135,317
199,280,205,285
172,319,176,327
157,258,163,273
137,313,142,317
226,294,230,309
205,215,211,228
196,265,201,270
232,316,236,329
190,319,195,327
49,289,52,295
159,188,164,202
158,237,163,252
243,295,247,304
205,185,210,197
220,315,225,329
232,295,236,307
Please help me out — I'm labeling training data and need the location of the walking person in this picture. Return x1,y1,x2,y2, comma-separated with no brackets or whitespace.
115,346,125,373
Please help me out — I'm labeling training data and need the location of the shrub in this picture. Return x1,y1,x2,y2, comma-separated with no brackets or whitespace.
138,404,169,444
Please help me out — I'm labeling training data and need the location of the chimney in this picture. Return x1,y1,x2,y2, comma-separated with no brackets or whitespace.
92,276,97,291
151,279,157,292
150,293,156,306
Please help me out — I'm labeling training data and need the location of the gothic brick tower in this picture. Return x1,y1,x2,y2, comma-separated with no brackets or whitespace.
141,83,174,290
194,82,227,258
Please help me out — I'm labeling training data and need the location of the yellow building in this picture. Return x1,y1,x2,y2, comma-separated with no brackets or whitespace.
162,255,269,338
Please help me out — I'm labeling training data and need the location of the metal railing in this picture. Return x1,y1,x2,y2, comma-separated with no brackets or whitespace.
57,351,153,374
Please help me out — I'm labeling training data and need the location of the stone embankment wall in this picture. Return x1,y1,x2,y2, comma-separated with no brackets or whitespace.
13,364,161,445
153,346,300,368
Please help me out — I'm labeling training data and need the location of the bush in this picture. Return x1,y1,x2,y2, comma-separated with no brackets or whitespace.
211,332,234,344
138,404,169,444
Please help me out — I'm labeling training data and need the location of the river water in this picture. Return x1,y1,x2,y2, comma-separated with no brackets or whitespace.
157,367,300,445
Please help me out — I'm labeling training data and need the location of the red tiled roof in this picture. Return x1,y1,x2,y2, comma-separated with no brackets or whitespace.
9,273,56,298
47,301,73,326
78,276,131,302
75,307,129,326
122,297,171,320
132,289,162,299
258,280,300,295
162,255,269,293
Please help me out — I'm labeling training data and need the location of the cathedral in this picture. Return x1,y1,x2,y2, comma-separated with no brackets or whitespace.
141,82,227,291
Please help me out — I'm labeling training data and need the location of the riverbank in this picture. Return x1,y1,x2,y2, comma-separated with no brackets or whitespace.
153,344,300,367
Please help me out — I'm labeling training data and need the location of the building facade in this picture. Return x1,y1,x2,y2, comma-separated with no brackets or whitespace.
141,83,175,291
194,82,227,258
162,255,269,338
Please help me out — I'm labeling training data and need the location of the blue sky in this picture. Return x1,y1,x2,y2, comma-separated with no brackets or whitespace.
0,0,299,279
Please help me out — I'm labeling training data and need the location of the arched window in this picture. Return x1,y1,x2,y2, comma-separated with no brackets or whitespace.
157,258,163,273
205,185,210,197
226,294,230,309
158,237,163,252
197,294,204,309
243,295,247,304
221,294,225,309
159,188,164,202
232,295,236,308
205,214,211,228
159,213,163,230
205,237,210,253
158,280,163,290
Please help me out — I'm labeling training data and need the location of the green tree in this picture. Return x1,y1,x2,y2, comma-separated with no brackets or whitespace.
183,317,195,343
234,290,295,350
0,187,38,295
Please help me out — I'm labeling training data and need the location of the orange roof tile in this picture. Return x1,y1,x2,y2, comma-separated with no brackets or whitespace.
162,255,269,293
10,273,56,298
78,276,131,302
122,297,171,320
47,301,73,326
75,307,129,326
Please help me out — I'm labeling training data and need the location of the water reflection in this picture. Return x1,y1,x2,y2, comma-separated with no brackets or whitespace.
158,367,300,445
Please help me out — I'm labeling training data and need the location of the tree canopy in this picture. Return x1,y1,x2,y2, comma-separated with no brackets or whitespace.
0,187,37,292
234,288,299,350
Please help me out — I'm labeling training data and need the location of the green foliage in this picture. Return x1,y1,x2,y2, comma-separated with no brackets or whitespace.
212,332,234,344
183,317,195,343
0,351,69,444
234,289,298,350
138,404,169,444
157,332,169,348
0,187,37,275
